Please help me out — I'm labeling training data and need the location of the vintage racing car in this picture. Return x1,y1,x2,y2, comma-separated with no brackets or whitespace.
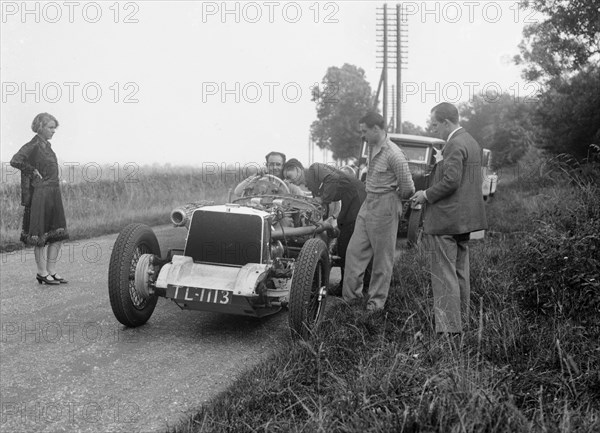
108,174,338,340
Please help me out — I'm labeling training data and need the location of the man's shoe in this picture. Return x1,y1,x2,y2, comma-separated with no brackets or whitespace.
365,302,382,313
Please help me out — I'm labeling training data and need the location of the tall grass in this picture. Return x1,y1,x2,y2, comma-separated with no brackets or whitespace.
169,152,600,433
0,164,239,251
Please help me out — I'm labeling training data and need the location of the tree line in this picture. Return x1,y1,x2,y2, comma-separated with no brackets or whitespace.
310,0,599,168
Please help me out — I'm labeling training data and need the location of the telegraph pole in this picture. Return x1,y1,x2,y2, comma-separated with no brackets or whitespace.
391,85,396,132
396,4,407,133
376,3,408,133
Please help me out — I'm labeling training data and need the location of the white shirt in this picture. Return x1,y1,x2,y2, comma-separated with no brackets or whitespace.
446,126,462,142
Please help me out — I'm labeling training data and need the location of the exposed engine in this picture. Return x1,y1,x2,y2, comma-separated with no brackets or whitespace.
169,194,336,266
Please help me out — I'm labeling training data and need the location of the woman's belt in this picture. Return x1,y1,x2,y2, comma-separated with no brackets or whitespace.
33,179,60,187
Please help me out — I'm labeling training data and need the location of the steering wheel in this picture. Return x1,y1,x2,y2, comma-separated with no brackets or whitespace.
256,174,291,194
240,174,291,196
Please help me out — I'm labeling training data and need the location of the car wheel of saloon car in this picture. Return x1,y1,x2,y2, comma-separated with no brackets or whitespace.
288,238,330,340
108,223,161,327
406,206,423,248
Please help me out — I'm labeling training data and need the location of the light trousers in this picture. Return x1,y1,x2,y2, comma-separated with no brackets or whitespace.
426,234,470,333
343,192,400,310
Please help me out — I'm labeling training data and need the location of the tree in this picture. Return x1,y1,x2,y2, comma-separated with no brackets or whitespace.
458,95,538,167
532,66,600,159
310,64,373,161
514,0,600,84
400,121,426,136
514,0,600,159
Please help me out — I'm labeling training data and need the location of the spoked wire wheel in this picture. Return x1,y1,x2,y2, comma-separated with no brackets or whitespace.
289,238,330,340
108,223,160,327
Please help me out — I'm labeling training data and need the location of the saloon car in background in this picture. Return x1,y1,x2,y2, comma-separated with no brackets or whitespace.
350,134,445,246
482,148,498,200
348,134,497,245
108,175,338,340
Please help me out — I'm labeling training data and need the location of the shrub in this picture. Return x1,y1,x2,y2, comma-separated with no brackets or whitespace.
513,164,600,326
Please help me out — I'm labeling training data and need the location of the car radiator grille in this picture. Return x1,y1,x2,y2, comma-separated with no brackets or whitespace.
184,210,265,266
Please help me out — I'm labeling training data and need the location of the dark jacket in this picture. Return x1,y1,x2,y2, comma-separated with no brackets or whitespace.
305,163,366,225
423,128,488,235
10,135,49,206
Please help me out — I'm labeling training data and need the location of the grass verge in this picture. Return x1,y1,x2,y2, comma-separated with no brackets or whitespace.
169,156,600,433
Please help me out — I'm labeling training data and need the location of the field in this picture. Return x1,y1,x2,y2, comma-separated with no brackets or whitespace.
0,164,239,252
167,154,599,433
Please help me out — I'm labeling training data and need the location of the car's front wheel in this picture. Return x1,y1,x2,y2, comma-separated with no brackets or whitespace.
288,238,330,340
108,223,161,327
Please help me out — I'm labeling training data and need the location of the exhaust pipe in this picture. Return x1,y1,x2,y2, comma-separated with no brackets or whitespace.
271,221,336,240
170,208,187,227
170,201,214,227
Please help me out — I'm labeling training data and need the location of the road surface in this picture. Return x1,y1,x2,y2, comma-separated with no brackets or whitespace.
0,225,304,433
0,224,404,432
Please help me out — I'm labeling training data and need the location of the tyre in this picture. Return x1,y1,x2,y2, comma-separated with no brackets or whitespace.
108,223,161,327
406,207,423,248
288,238,330,340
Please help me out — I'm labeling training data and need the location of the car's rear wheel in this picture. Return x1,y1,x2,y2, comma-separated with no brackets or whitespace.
108,223,160,327
289,238,330,340
407,207,423,248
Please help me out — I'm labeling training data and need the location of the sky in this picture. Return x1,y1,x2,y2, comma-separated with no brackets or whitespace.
0,1,541,170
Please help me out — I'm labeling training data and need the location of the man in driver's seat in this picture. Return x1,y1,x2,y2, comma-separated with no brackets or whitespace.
234,151,304,196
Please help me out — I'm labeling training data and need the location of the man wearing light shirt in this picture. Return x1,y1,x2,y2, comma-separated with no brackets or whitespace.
342,112,415,311
411,102,487,335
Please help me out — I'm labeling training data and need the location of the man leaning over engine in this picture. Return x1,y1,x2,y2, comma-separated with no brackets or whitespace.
282,158,370,295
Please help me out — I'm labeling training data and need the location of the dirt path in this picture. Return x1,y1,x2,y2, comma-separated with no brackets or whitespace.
0,225,299,433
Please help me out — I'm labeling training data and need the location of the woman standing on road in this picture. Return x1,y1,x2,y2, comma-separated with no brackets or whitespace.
10,113,69,285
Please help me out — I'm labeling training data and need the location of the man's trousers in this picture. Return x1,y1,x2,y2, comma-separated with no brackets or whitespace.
342,192,400,310
426,233,470,333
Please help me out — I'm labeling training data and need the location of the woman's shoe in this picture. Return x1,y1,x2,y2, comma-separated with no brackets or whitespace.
36,274,60,285
50,274,68,284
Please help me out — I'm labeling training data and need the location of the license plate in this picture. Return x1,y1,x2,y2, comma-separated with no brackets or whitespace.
168,285,232,305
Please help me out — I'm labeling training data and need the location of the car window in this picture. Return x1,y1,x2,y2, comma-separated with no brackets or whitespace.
399,145,428,162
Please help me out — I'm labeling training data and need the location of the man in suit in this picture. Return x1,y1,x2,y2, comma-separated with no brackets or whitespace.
411,102,487,334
